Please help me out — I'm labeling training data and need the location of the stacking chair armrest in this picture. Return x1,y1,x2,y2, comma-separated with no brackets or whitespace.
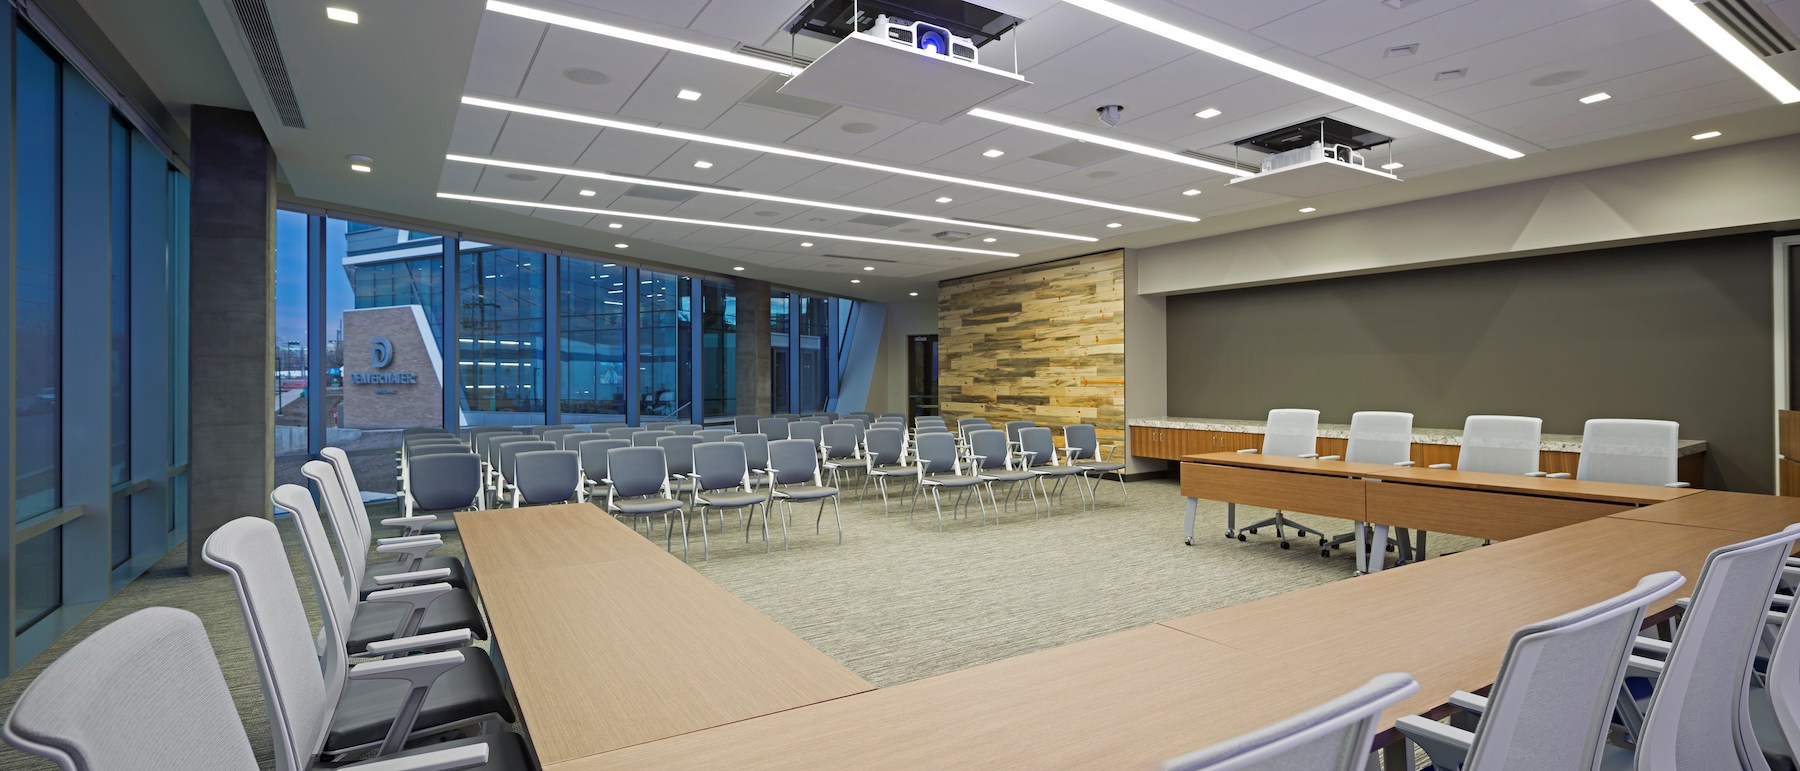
372,567,454,587
348,649,466,755
1236,448,1259,455
1395,715,1474,771
1665,481,1691,488
1318,454,1342,461
1626,654,1665,678
363,628,474,658
342,743,489,771
365,582,455,640
1393,460,1415,467
1447,690,1488,714
1633,636,1673,657
1058,447,1080,464
1428,463,1453,469
1098,444,1118,462
1546,472,1573,479
377,534,441,547
1297,452,1319,459
376,539,444,571
1525,470,1548,477
380,515,438,535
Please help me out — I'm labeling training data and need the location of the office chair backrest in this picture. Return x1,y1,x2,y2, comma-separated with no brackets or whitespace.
631,430,674,447
915,416,946,428
692,441,750,492
319,447,372,541
605,426,638,440
300,459,367,596
486,435,538,470
559,432,594,450
514,450,580,504
758,417,790,440
408,452,480,512
733,415,760,434
915,432,959,474
968,429,1009,470
729,433,771,471
1345,411,1413,465
1576,418,1680,486
275,479,357,659
1762,553,1800,756
540,427,578,448
865,427,904,466
879,412,903,419
2,607,261,771
821,424,859,460
1261,409,1320,458
1163,673,1418,771
1063,424,1101,461
956,417,987,428
769,439,821,486
1457,415,1542,476
695,428,734,443
498,440,555,481
1018,427,1057,468
775,413,803,421
526,425,555,436
959,422,995,443
838,416,869,432
657,435,703,477
606,447,668,498
405,443,467,462
1636,524,1800,771
790,420,824,451
472,430,520,460
203,516,336,771
668,423,702,436
404,435,464,451
1004,420,1036,444
915,424,950,435
643,422,675,431
1462,571,1686,771
575,437,629,478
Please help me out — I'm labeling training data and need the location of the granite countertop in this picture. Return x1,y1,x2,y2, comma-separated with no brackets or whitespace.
1127,416,1707,456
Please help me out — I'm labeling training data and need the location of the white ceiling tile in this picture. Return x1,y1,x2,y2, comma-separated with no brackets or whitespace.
556,0,709,28
860,117,1010,163
571,129,684,175
490,113,599,166
1503,76,1765,147
1423,30,1712,116
1316,0,1634,80
1471,57,1744,131
466,13,542,98
515,26,667,117
531,208,595,227
1165,0,1329,31
717,155,829,192
615,55,768,128
687,0,796,41
785,107,916,153
1001,25,1197,113
705,104,816,143
446,105,507,157
1253,0,1477,59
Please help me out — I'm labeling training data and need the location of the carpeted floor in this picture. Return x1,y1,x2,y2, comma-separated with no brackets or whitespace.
0,477,1480,769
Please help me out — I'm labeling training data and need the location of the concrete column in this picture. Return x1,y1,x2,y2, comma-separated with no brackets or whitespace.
186,106,275,572
734,279,772,416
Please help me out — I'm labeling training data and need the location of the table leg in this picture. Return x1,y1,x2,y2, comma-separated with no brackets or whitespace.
1367,524,1389,574
1184,497,1199,545
1380,740,1410,771
1353,524,1367,574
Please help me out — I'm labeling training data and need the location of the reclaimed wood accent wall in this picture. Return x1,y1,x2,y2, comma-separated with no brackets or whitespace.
938,251,1125,446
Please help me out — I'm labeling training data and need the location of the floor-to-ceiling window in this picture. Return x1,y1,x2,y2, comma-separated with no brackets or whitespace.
272,209,311,489
797,295,831,413
108,117,131,568
638,271,692,421
560,257,627,424
14,29,63,633
459,245,546,423
700,280,736,420
771,294,791,412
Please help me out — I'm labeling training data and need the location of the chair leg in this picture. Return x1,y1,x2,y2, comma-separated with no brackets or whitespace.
931,486,944,531
815,498,826,535
908,480,921,525
698,506,710,561
830,496,843,544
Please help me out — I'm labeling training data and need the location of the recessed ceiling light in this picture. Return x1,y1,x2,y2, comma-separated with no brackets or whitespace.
1182,188,1202,196
677,89,702,101
1433,69,1467,81
439,192,1022,257
326,7,359,24
983,237,997,243
1579,92,1611,104
1384,44,1420,59
578,189,596,196
800,242,813,247
350,164,371,173
1647,0,1800,104
614,243,629,248
1106,222,1122,228
732,266,745,271
969,108,1249,178
1056,0,1524,159
692,160,713,169
607,222,622,228
982,148,1005,158
909,292,919,297
1380,162,1404,171
935,196,954,203
1298,207,1317,213
1193,108,1222,119
486,1,800,75
1692,130,1722,140
863,266,875,271
462,97,1199,221
850,279,862,284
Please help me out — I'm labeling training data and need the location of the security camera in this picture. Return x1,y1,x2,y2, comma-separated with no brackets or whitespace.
1096,104,1124,128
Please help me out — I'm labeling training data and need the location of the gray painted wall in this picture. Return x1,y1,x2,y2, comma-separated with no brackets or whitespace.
1165,233,1778,493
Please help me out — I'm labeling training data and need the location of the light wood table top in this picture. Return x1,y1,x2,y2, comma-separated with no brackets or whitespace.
555,624,1347,771
1365,466,1701,505
1181,451,1405,478
1606,490,1800,534
456,505,873,767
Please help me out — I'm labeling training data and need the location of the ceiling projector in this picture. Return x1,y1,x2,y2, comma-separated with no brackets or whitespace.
868,14,978,64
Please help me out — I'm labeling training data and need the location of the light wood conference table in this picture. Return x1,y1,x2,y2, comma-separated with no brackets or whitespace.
455,504,873,768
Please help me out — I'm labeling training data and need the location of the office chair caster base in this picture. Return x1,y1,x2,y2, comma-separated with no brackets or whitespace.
1279,541,1290,549
1320,549,1331,557
1236,533,1246,542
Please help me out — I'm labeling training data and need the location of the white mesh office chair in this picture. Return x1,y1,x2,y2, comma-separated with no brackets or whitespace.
1232,408,1323,548
1553,418,1688,488
1162,673,1418,771
1414,415,1544,557
1,607,527,771
1750,563,1800,765
1396,571,1686,770
1321,411,1416,573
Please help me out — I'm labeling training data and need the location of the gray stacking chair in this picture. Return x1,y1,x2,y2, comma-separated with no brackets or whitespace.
758,416,791,440
605,426,638,440
575,437,630,500
776,412,803,421
471,430,520,482
289,472,489,650
820,423,862,490
631,429,674,447
1321,410,1418,573
559,431,595,450
968,428,1038,519
861,426,911,513
1607,524,1800,771
495,440,554,504
1163,673,1418,771
1397,571,1687,771
728,433,772,484
1555,418,1688,488
1004,420,1036,453
396,444,469,519
602,446,691,559
0,607,527,771
404,453,483,525
879,412,903,420
668,423,702,436
765,438,843,549
205,514,514,765
527,425,558,436
691,441,767,558
539,427,578,448
733,415,760,434
1064,424,1127,502
1018,427,1088,515
311,453,469,599
657,435,704,495
789,420,824,454
1230,409,1323,548
696,428,734,443
955,417,987,434
909,431,988,530
399,438,465,491
643,421,675,431
510,450,580,507
483,435,538,497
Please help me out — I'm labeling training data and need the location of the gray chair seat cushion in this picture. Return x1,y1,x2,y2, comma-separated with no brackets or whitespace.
611,498,684,515
348,589,488,652
774,485,838,501
980,470,1035,483
1030,466,1085,477
698,491,765,508
867,464,911,476
326,647,515,753
922,474,983,488
1079,462,1128,472
360,556,468,599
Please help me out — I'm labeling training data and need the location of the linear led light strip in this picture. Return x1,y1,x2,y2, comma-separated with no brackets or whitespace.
445,154,1102,242
1646,0,1800,104
967,108,1251,177
437,192,1023,256
1056,0,1526,160
485,1,800,76
461,96,1200,222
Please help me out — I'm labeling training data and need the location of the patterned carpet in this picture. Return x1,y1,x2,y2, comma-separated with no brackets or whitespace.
0,477,1480,768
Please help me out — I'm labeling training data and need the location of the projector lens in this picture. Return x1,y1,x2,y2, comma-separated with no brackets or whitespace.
916,25,949,55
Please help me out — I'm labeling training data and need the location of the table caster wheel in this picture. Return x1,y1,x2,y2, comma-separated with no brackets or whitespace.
1236,533,1246,542
1280,541,1291,550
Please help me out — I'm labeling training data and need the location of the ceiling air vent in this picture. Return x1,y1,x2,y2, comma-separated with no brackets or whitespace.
1698,0,1798,56
846,213,910,227
228,0,306,128
821,254,899,264
733,44,816,70
621,185,697,204
739,74,838,118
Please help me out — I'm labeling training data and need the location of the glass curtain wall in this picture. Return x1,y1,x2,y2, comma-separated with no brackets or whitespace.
797,295,831,413
272,210,310,489
459,245,547,423
638,271,691,421
770,294,790,412
559,257,627,424
700,280,736,419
